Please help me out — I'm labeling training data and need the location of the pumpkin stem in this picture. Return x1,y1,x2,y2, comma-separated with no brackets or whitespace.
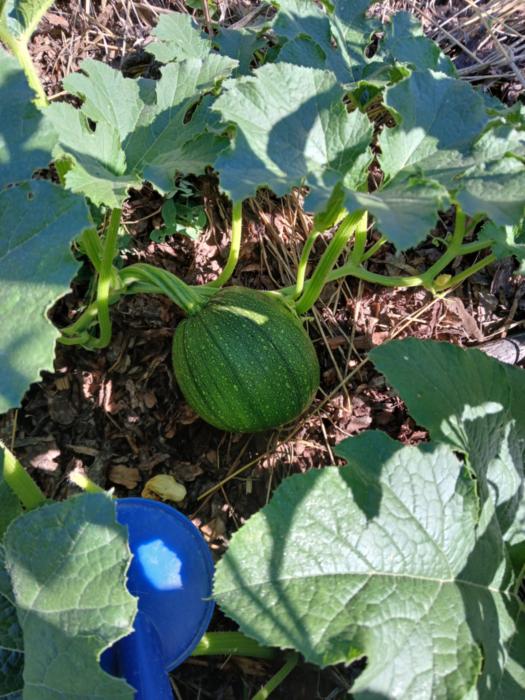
120,263,218,315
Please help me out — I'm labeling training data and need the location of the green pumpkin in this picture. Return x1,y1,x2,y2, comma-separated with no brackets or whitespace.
172,286,320,432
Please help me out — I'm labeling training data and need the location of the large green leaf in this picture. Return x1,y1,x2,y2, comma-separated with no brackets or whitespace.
380,11,455,75
273,0,378,84
0,545,23,700
215,431,524,698
379,70,488,183
214,27,265,75
344,177,449,250
213,62,373,209
0,48,56,186
371,339,525,564
148,12,211,63
0,0,53,41
3,494,136,699
215,339,525,698
0,180,91,412
51,55,235,205
124,56,235,193
63,59,143,141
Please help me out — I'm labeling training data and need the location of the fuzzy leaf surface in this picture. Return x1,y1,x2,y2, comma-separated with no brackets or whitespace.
215,429,524,698
344,177,449,250
0,49,56,186
215,339,525,698
213,62,372,208
3,494,136,699
0,181,91,412
214,27,265,75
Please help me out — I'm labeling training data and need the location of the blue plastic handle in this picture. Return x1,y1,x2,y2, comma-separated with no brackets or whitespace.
101,498,215,699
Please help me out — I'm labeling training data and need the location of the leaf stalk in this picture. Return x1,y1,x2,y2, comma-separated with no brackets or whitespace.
209,200,243,288
0,441,46,510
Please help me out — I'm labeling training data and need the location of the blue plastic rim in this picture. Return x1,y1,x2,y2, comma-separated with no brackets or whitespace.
114,497,215,670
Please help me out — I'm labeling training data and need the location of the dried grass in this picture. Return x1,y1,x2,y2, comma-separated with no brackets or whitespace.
377,0,525,95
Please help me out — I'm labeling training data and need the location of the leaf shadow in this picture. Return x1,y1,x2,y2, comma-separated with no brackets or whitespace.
0,66,56,187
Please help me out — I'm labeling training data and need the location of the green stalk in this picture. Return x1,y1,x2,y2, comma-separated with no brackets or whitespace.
294,206,349,300
79,228,104,273
192,632,275,660
361,235,387,262
209,201,243,288
295,210,366,315
120,263,217,315
0,30,47,105
86,208,122,349
68,472,105,494
418,206,467,290
324,262,425,288
459,239,494,256
0,441,45,510
293,223,323,300
349,212,368,264
433,253,496,291
251,653,299,700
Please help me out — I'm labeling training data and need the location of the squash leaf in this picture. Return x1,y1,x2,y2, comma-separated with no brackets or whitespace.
213,62,373,209
49,55,236,206
0,49,56,186
273,0,378,84
214,340,525,699
3,494,137,700
380,11,455,75
0,181,91,412
148,12,211,63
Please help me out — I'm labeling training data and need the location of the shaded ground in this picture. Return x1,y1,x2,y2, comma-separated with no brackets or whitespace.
1,1,525,698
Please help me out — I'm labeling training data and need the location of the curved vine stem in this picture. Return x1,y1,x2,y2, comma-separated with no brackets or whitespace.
209,200,243,288
121,263,217,314
295,210,366,315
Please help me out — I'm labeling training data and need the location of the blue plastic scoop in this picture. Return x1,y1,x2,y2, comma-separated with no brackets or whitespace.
102,497,215,698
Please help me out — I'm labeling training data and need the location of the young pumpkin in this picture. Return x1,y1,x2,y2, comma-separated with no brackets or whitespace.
172,286,320,432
